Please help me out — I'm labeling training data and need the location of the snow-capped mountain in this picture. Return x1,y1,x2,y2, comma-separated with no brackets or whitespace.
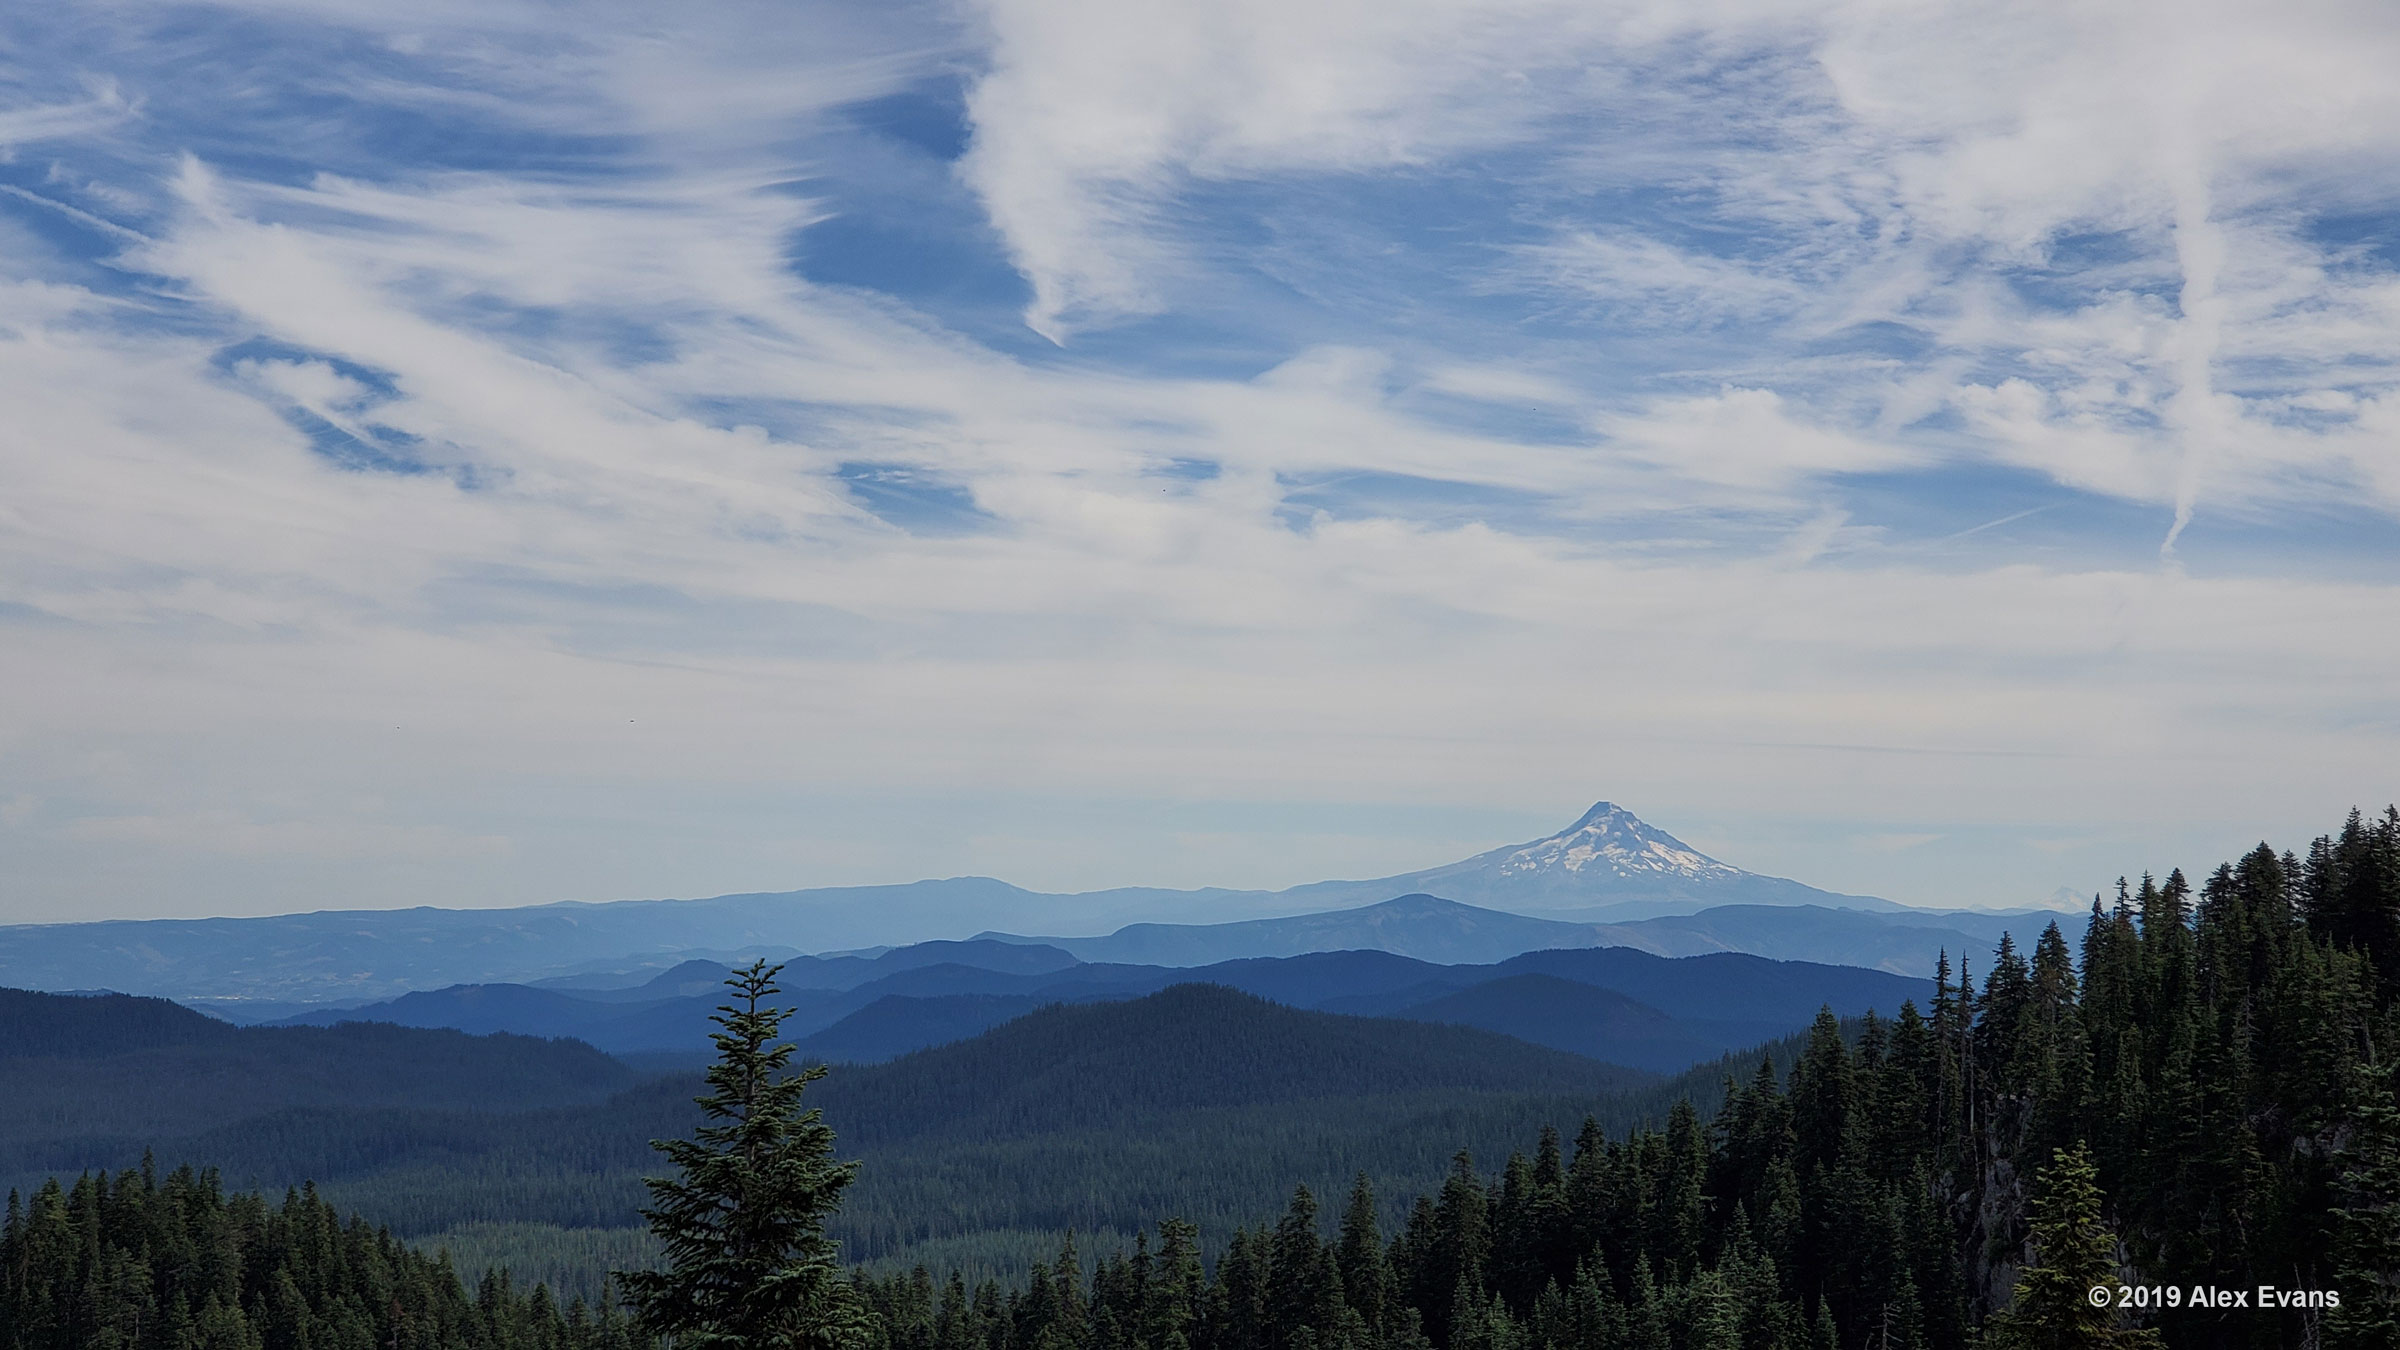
1488,801,1746,884
1268,800,1907,918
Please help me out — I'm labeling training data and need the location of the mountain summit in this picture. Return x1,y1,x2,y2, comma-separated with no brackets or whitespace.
1270,800,1905,918
1489,802,1744,885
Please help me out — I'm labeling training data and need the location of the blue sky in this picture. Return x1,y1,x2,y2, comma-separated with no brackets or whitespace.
4,0,2399,923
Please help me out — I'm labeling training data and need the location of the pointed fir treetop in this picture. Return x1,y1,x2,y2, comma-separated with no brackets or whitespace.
1980,1143,2161,1349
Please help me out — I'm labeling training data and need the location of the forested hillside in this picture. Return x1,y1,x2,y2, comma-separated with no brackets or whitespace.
1,985,1725,1294
0,1162,645,1350
846,812,2400,1349
0,991,634,1149
1358,976,1724,1069
818,986,1649,1141
9,811,2395,1348
253,938,1927,1068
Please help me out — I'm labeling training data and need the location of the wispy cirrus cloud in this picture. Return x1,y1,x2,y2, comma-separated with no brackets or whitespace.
1,0,2398,922
954,0,2400,524
1505,231,1803,323
0,79,132,148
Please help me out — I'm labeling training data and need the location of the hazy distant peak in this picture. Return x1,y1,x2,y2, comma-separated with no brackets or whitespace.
1494,803,1744,884
1364,893,1472,912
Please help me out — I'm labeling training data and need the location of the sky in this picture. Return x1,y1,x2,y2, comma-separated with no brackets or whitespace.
3,0,2399,925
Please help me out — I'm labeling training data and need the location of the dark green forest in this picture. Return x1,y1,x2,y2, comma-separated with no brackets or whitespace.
0,1163,643,1350
8,810,2399,1348
3,988,1691,1289
840,815,2400,1349
0,995,635,1147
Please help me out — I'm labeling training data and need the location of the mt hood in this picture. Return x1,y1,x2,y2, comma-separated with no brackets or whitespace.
1270,801,1906,918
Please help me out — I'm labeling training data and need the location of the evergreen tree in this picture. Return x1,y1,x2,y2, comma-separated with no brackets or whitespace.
1147,1220,1205,1350
1333,1176,1386,1336
1414,1152,1487,1344
2327,1063,2400,1349
619,960,865,1350
1978,1144,2159,1349
0,1161,631,1350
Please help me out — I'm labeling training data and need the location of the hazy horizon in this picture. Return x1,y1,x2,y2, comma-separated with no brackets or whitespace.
0,794,2314,927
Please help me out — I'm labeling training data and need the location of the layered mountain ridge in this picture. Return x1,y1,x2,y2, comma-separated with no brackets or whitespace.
0,801,2058,1002
257,925,1936,1073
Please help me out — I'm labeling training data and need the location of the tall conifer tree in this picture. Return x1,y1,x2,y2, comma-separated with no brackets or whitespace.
619,960,865,1350
1979,1144,2160,1349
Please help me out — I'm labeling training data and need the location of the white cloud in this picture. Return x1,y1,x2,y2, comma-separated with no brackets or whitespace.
4,0,2400,921
1415,364,1582,410
958,0,2400,520
1594,388,1925,495
0,81,133,149
959,0,1659,336
1508,232,1801,320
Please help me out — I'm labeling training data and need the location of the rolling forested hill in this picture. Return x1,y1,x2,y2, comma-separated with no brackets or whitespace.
0,981,1799,1296
253,939,1929,1071
0,988,634,1148
818,985,1650,1140
1375,974,1728,1068
796,993,1050,1064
